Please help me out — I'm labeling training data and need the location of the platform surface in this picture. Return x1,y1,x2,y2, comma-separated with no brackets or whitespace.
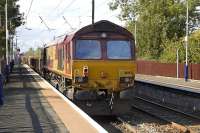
0,66,68,132
136,74,200,93
0,65,106,133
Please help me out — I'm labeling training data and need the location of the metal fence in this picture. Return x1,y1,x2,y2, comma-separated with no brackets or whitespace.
136,60,200,80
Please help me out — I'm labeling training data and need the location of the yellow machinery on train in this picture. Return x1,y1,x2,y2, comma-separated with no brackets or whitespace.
40,20,136,115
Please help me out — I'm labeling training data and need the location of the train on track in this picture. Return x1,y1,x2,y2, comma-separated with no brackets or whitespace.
26,20,136,115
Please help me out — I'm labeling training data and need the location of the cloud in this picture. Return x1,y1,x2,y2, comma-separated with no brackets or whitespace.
16,0,123,52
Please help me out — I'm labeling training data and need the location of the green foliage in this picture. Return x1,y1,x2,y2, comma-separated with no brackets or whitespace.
34,48,42,58
109,0,200,62
160,30,200,63
24,47,42,59
0,0,23,58
159,39,185,63
188,31,200,63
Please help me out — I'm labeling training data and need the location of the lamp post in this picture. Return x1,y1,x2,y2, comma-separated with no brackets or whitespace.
14,35,19,61
1,0,8,105
5,0,9,65
9,34,14,61
4,0,10,82
184,0,189,81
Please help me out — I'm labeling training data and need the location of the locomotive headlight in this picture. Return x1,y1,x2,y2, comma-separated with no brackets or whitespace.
75,76,88,83
124,77,130,82
83,66,88,77
120,77,132,83
101,32,107,38
77,77,83,82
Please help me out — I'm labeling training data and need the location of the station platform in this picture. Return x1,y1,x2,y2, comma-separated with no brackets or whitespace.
0,65,107,133
135,74,200,93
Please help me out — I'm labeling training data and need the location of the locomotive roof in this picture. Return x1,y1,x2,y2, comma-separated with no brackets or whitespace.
45,20,134,48
46,35,65,47
64,20,134,42
76,20,133,39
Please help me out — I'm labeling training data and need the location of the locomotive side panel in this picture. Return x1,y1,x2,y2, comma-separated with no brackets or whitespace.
44,44,66,77
45,46,54,69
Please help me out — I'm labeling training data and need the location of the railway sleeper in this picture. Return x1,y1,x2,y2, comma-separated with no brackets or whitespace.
131,103,193,133
74,98,131,116
63,87,132,115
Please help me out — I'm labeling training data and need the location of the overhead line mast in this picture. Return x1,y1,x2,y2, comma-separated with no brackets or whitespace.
5,0,9,65
92,0,95,24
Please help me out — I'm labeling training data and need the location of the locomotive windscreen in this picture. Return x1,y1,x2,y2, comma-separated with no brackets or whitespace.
75,39,133,60
107,40,132,59
75,40,101,59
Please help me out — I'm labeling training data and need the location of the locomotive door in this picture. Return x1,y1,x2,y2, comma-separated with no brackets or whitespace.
65,42,71,75
58,45,64,70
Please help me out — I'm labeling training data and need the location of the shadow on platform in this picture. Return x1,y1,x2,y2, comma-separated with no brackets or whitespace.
0,65,68,132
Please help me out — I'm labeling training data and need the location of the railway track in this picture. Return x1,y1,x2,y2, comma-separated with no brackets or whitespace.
120,107,180,133
94,105,182,133
93,116,136,133
52,82,186,132
47,77,200,133
132,96,200,133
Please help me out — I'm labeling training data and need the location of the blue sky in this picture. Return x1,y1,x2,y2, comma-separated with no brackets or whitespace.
16,0,123,52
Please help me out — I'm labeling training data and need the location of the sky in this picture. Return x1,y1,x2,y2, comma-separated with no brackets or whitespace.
16,0,123,52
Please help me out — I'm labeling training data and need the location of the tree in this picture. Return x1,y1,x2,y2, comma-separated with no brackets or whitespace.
109,0,200,60
24,47,42,59
24,48,34,57
160,29,200,63
0,0,23,58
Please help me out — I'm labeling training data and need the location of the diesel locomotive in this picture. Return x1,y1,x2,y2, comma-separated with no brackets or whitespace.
33,20,136,115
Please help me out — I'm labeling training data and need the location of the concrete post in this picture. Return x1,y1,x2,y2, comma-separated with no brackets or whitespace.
176,49,179,79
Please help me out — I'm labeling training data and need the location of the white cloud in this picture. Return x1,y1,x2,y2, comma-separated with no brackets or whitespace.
16,0,123,52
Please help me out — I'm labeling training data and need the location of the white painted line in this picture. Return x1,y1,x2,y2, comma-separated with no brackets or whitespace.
154,75,200,84
21,73,39,76
135,75,200,89
136,78,200,94
25,65,108,133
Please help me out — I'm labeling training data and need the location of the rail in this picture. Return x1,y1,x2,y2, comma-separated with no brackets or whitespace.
132,96,200,133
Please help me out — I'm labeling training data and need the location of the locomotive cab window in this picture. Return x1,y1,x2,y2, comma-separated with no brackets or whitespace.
107,40,132,59
75,40,101,59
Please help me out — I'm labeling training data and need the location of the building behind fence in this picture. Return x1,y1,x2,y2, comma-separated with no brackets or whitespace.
136,60,200,80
